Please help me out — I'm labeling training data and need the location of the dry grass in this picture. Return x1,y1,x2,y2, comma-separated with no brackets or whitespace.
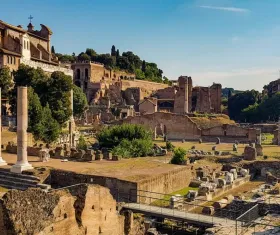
189,116,235,129
155,140,280,158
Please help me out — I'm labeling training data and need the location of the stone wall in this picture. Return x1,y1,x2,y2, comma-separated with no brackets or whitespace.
48,166,191,204
201,124,260,142
121,80,168,95
137,166,192,203
0,185,125,235
123,112,201,140
49,170,137,202
21,58,73,77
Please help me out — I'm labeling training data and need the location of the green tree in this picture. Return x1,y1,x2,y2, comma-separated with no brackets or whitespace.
73,85,88,118
51,46,55,54
43,71,72,125
85,48,97,59
116,49,120,58
141,60,146,72
112,138,153,158
77,135,88,150
135,69,145,80
228,89,232,98
32,104,60,143
97,124,152,149
111,45,116,57
170,147,187,165
228,90,260,121
0,66,13,98
78,52,90,61
27,87,43,133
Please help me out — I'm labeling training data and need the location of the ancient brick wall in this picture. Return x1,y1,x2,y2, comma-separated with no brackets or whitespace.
201,124,259,142
174,76,192,113
121,80,168,95
193,87,211,113
139,99,157,114
210,83,222,113
49,170,137,202
137,166,192,203
155,86,176,99
123,112,201,140
0,186,125,235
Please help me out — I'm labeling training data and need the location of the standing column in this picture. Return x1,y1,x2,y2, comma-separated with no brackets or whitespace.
0,88,7,166
69,88,75,147
184,78,189,114
11,87,33,173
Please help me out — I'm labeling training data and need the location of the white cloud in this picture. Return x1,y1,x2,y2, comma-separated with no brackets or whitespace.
199,5,250,13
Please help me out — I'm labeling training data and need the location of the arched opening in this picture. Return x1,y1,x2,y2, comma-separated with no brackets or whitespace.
76,69,81,80
154,123,167,140
75,81,81,87
85,68,88,78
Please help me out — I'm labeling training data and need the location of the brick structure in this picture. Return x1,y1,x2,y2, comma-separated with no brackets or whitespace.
0,20,72,77
153,76,222,114
266,78,280,97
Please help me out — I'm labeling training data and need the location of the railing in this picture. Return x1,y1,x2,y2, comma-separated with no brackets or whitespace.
235,203,259,235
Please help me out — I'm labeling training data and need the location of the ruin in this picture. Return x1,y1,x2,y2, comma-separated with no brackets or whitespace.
10,87,33,173
0,88,7,166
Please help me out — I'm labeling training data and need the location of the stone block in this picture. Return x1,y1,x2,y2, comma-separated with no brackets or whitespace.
243,146,257,161
255,144,263,156
112,155,120,161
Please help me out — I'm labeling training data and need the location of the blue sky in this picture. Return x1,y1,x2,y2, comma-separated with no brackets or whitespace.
2,0,280,91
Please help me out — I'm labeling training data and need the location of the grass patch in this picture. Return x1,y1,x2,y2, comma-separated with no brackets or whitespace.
262,133,274,145
151,187,198,207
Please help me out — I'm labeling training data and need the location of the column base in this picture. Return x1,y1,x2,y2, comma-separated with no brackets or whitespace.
0,157,7,166
10,162,33,174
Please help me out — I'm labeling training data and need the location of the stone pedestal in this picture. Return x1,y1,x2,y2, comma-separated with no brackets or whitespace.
11,87,33,173
0,88,7,166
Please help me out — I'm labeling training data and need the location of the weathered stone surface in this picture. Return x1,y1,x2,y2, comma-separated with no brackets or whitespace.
0,185,125,235
255,144,263,156
243,146,257,161
112,155,120,161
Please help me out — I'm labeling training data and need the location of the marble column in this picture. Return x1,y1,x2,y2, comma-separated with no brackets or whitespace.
11,87,33,173
0,88,7,166
69,89,75,147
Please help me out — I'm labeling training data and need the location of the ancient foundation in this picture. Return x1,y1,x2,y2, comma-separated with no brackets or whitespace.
0,88,7,166
11,87,33,173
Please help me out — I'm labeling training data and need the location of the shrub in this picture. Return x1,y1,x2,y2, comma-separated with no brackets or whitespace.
166,141,175,152
77,135,87,150
170,147,187,165
97,124,152,149
263,155,268,160
112,138,153,158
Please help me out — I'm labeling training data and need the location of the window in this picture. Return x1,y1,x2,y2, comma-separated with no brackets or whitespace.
7,56,10,64
27,42,29,50
24,40,26,49
14,57,16,65
76,69,81,80
85,68,88,78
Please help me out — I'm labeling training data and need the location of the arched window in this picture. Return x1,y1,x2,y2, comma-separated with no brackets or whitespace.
85,68,88,78
14,57,16,65
24,40,26,49
26,41,28,50
76,69,81,80
7,56,10,64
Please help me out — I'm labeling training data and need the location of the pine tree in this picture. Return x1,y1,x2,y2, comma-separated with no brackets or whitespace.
111,45,116,56
141,60,146,72
228,89,233,98
116,49,120,58
51,46,55,54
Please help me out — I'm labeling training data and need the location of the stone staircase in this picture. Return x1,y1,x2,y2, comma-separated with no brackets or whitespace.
0,170,50,191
